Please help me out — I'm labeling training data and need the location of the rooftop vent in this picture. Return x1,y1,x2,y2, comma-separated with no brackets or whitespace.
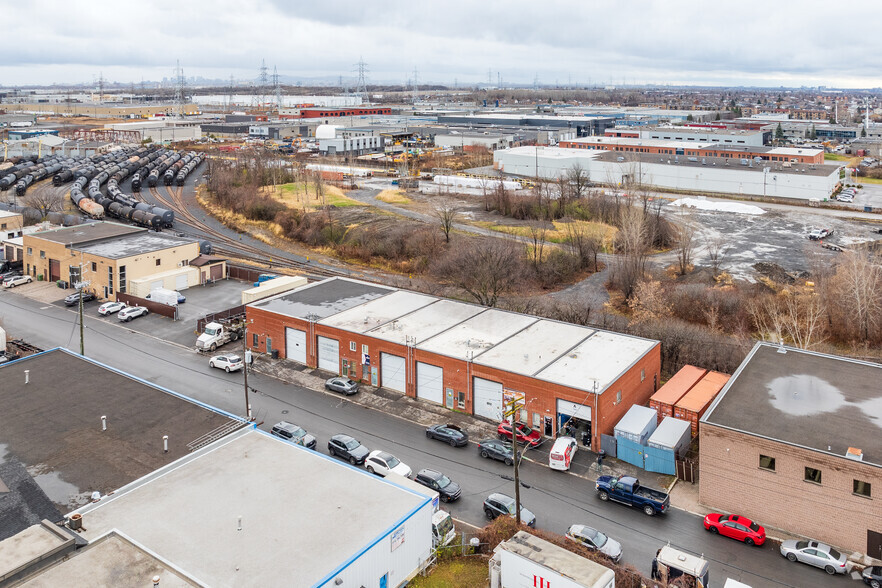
846,447,863,461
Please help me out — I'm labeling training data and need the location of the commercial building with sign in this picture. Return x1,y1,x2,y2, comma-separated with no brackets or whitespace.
247,278,661,449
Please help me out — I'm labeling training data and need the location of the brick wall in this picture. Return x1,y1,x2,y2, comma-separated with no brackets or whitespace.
247,305,661,451
699,424,882,554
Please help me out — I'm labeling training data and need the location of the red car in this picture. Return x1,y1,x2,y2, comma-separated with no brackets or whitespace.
497,421,543,447
704,513,765,546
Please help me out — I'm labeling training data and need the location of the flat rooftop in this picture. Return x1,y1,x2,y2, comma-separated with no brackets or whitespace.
28,221,143,245
473,320,593,377
251,277,393,320
703,343,882,467
418,308,537,360
73,429,429,587
591,151,836,177
319,290,436,334
366,299,485,345
0,349,241,521
498,532,613,585
73,231,197,259
569,136,716,149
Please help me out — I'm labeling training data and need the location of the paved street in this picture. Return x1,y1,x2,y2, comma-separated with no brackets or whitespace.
0,291,859,587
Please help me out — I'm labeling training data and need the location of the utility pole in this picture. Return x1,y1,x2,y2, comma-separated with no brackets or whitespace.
243,321,252,420
503,395,524,526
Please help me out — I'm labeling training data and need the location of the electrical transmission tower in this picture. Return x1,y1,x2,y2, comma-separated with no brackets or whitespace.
354,58,369,105
273,65,283,112
411,67,419,105
252,60,269,108
226,74,235,113
96,72,105,102
173,59,186,117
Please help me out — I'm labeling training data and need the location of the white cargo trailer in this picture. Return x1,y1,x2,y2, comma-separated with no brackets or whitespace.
491,531,615,588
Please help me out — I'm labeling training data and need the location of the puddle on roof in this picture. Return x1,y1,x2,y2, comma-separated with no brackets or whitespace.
766,374,847,416
859,396,882,430
29,469,90,510
0,443,8,465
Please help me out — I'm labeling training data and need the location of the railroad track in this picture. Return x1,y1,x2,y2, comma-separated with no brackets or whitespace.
148,184,344,279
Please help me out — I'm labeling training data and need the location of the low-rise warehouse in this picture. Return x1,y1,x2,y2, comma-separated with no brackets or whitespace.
494,146,840,201
699,342,882,557
247,277,661,449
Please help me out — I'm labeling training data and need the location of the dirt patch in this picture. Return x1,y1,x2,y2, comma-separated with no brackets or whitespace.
752,262,810,284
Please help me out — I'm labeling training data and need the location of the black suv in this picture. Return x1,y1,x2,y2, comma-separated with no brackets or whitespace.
328,434,370,465
477,439,514,466
483,493,536,527
64,290,97,306
270,421,316,449
414,469,461,502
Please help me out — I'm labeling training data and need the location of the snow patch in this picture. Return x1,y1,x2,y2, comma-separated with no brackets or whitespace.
670,197,766,215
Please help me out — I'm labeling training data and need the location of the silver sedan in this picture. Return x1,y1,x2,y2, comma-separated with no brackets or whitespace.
780,540,849,575
325,377,359,395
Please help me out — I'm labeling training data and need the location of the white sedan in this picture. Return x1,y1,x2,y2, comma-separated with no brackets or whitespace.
98,301,127,316
364,450,412,478
209,354,244,373
3,275,32,288
118,306,149,322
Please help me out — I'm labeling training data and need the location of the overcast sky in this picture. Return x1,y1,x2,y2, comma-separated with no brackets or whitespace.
4,0,881,89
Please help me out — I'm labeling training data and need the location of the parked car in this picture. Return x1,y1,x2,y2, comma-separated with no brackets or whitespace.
209,354,244,373
3,274,31,288
704,513,765,546
270,421,316,449
145,290,186,304
862,565,882,587
549,436,578,471
838,194,854,203
64,290,97,306
414,468,461,502
364,450,412,478
98,301,126,316
117,305,149,322
325,377,359,395
477,439,515,466
497,420,543,447
483,492,536,527
595,475,670,516
425,423,469,447
0,269,20,281
328,434,370,465
565,524,623,562
780,540,849,575
808,228,833,240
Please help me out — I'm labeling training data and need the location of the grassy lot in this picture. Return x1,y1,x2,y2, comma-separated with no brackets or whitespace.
476,219,617,251
408,557,489,588
824,153,849,161
262,182,364,208
859,176,882,185
376,189,412,204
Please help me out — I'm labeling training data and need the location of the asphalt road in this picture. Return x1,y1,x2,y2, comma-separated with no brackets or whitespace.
0,292,858,588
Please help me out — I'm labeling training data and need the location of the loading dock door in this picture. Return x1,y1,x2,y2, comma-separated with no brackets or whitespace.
473,377,503,421
48,259,60,282
175,274,188,291
317,336,340,374
285,327,307,364
416,362,443,404
381,352,406,393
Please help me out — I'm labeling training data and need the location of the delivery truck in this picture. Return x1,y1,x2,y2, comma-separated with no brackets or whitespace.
490,531,615,588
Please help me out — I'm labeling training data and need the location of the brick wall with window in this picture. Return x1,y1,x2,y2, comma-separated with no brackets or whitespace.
699,423,882,554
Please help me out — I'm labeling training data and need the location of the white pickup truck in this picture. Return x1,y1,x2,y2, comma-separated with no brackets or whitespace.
808,228,833,241
196,321,244,352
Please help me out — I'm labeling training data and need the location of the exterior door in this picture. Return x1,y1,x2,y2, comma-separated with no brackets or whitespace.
48,259,60,282
473,377,503,421
868,530,882,561
416,362,443,404
150,280,163,291
381,352,406,393
317,336,339,374
175,273,188,291
285,327,306,364
210,264,223,280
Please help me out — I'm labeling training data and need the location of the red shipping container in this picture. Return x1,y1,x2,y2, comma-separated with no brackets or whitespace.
649,365,707,424
674,371,730,436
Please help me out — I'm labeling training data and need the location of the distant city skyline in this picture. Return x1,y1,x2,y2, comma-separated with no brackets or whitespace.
4,0,881,89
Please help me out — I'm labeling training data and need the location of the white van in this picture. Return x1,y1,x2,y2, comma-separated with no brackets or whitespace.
549,436,577,471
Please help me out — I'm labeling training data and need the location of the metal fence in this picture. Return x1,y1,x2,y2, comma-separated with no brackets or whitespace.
116,293,177,320
196,304,246,333
227,264,263,284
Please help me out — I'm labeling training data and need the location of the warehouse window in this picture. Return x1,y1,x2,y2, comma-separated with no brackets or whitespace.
804,466,822,484
854,480,872,498
40,250,45,259
155,259,161,266
616,390,622,404
350,341,356,352
759,455,776,471
27,247,32,255
91,262,97,272
252,333,258,347
641,368,645,382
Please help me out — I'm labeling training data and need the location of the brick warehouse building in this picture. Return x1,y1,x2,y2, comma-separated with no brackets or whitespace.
700,342,882,557
247,278,661,450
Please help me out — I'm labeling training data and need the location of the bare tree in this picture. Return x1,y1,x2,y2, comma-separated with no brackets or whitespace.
828,251,882,342
673,222,696,276
527,222,547,269
435,204,460,243
432,239,525,307
747,291,828,350
610,206,648,300
565,163,591,200
705,234,727,276
24,190,64,220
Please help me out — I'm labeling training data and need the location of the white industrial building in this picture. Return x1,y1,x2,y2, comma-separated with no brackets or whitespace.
434,132,515,151
316,125,385,155
636,126,767,146
104,120,202,143
494,146,841,200
51,428,435,587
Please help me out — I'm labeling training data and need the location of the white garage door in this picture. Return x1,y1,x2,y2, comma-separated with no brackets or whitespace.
175,274,188,291
150,280,163,291
416,362,443,404
381,352,406,393
317,336,339,374
473,377,503,421
556,399,591,422
285,327,306,364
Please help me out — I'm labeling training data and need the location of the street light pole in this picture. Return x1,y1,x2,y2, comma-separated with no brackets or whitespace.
513,437,521,527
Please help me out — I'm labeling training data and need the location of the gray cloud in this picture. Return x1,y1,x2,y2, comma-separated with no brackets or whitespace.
3,0,881,87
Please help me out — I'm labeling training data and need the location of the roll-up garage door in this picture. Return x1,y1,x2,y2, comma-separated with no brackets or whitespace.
175,274,188,291
381,352,406,393
416,362,443,404
317,336,340,374
473,377,503,421
285,327,306,364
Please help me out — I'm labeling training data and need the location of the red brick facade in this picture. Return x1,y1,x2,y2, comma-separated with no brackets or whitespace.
247,305,661,451
559,138,824,165
699,424,882,556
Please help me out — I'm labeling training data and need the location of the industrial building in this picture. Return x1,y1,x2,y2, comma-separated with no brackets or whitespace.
22,222,219,299
699,343,882,557
316,125,386,155
494,146,840,201
0,102,200,118
103,120,202,143
247,277,661,449
0,350,435,587
435,113,616,137
604,125,769,146
300,106,393,118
